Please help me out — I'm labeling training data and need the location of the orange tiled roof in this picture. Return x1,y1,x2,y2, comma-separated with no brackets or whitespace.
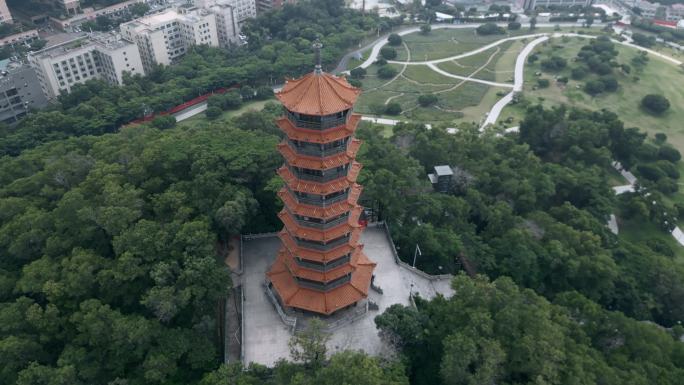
277,165,362,195
278,208,360,242
276,72,361,116
278,228,363,261
276,115,362,144
278,138,361,170
278,230,361,263
267,251,375,315
277,185,361,220
277,247,363,282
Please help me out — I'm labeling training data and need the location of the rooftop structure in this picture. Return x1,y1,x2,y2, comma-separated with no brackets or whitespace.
0,0,12,24
266,43,376,316
523,0,594,12
0,60,48,125
28,32,144,99
120,7,218,72
428,165,454,193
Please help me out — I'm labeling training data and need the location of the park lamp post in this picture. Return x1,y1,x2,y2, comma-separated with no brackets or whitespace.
412,244,422,268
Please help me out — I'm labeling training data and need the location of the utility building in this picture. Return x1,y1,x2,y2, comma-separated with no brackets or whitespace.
266,42,376,316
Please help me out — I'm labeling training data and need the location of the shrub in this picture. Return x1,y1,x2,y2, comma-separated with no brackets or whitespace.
388,34,402,46
658,146,681,162
348,78,362,88
540,56,567,71
223,91,242,109
584,80,605,95
255,86,273,100
527,54,539,64
380,46,397,60
385,102,402,115
205,106,222,120
151,115,176,129
375,58,387,66
655,133,668,144
508,21,521,30
418,94,438,106
641,94,670,114
420,24,431,34
599,75,618,92
646,239,675,257
377,65,398,79
477,23,505,35
632,33,655,47
570,67,587,80
557,76,568,84
350,67,367,79
537,78,550,88
637,163,666,181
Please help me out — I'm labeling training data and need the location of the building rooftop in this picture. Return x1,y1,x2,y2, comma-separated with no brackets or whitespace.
434,165,453,177
29,32,132,60
276,71,361,115
240,226,454,366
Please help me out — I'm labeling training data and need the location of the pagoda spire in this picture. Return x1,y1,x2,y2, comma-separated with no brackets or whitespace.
313,39,323,74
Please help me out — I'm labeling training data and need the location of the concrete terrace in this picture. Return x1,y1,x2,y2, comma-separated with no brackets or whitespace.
241,225,454,366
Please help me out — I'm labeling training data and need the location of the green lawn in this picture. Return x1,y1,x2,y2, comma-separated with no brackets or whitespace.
177,98,274,127
619,215,684,265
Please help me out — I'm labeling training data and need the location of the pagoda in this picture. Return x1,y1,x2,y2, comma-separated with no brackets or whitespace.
266,42,376,315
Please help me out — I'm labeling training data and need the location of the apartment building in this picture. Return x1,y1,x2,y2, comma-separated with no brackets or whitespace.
0,61,48,125
523,0,594,12
61,0,83,16
0,0,13,24
120,8,218,72
28,33,144,99
256,0,296,14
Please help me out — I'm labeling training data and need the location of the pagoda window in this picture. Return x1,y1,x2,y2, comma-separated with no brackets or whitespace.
295,273,352,291
286,109,350,130
295,234,350,250
295,253,351,271
295,211,349,229
291,164,350,182
289,137,349,157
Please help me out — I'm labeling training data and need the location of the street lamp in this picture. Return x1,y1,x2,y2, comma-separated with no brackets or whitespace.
412,244,422,268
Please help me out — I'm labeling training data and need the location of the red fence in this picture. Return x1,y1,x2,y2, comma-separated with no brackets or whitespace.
129,85,239,125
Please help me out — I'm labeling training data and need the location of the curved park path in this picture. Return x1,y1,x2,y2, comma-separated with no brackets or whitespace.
347,25,681,129
352,25,684,246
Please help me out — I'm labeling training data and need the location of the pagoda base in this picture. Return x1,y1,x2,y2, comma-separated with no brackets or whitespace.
266,251,375,315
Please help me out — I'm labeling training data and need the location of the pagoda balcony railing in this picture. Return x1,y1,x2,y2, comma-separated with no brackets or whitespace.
286,111,348,130
290,189,349,207
296,274,351,292
297,213,349,230
295,254,351,272
296,235,349,251
288,140,348,157
290,167,348,183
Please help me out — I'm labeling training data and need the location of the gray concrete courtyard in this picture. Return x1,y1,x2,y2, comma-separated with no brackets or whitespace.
241,225,454,366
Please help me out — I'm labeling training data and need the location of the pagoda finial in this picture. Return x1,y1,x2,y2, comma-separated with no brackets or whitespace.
313,39,323,74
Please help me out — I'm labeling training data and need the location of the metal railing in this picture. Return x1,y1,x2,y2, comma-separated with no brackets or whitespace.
288,140,348,157
296,274,351,292
286,111,348,130
295,254,351,272
290,167,349,183
296,235,349,251
297,214,349,230
291,190,349,207
264,281,297,331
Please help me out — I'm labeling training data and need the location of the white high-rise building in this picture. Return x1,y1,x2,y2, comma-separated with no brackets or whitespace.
28,33,145,99
120,8,219,72
0,0,13,24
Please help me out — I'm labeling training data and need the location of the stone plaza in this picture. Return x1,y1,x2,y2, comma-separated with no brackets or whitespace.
239,224,454,366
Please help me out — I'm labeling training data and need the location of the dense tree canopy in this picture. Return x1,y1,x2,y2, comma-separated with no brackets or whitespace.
0,121,281,384
376,275,684,385
0,0,389,157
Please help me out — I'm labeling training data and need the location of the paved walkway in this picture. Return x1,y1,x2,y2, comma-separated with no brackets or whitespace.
241,226,453,366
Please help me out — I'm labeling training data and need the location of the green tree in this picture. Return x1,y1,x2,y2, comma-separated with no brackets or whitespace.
641,94,670,114
288,318,329,369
